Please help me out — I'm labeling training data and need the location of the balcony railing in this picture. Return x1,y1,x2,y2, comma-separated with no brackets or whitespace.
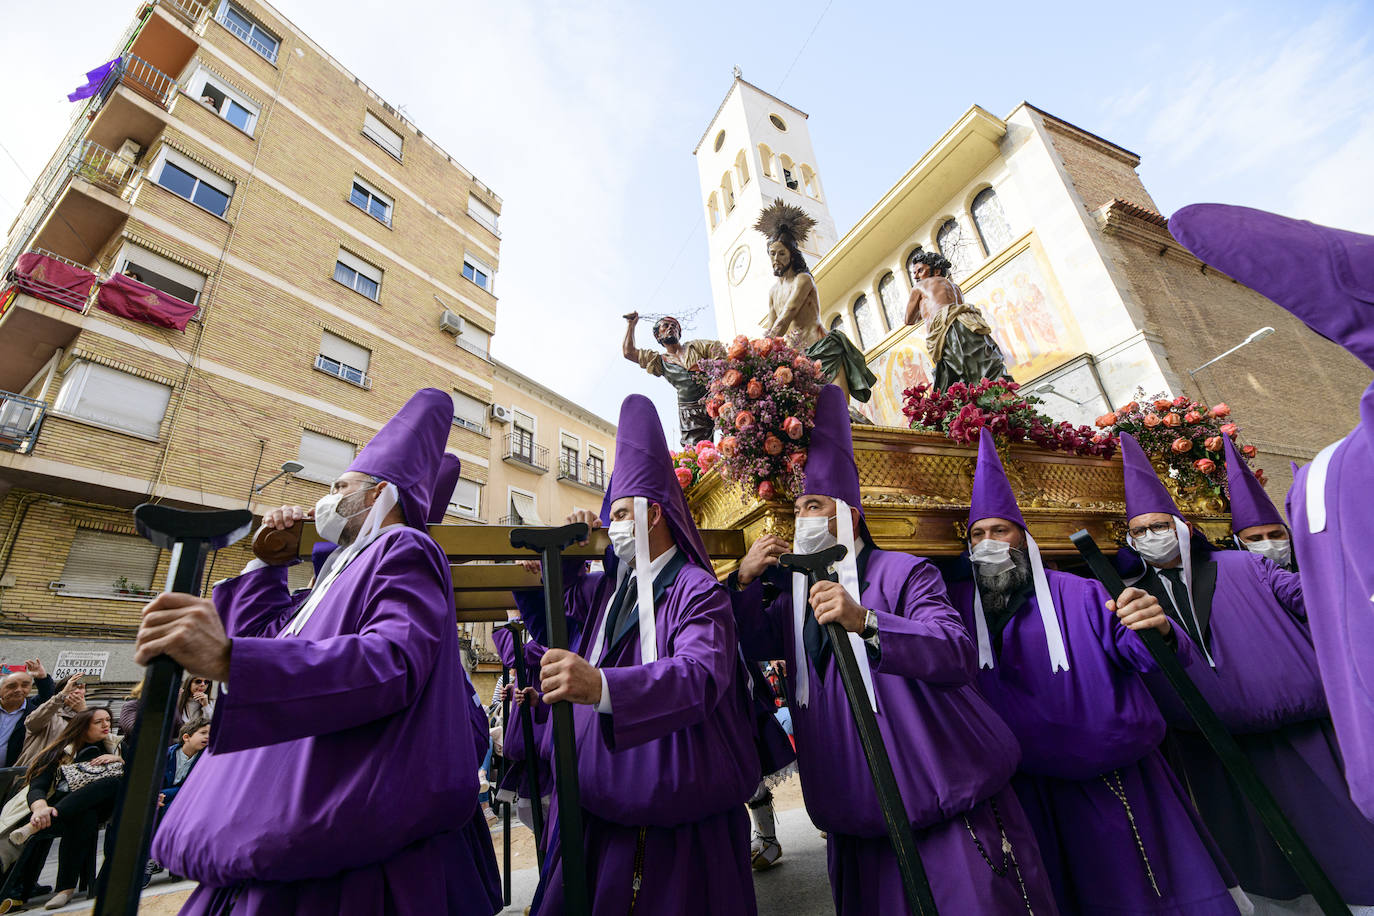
218,9,280,64
314,354,372,389
9,249,96,313
159,0,210,26
497,514,521,526
456,337,489,361
104,54,178,110
0,392,48,454
503,433,549,472
68,139,145,200
558,458,608,492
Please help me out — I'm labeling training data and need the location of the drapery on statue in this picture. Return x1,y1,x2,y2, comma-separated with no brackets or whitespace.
756,198,877,407
622,312,724,446
905,250,1011,391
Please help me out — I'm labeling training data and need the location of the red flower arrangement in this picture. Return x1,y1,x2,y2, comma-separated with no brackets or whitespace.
1100,390,1263,495
700,335,825,501
670,441,721,490
901,378,1114,458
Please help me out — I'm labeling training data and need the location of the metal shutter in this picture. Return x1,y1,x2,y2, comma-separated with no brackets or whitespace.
58,530,160,594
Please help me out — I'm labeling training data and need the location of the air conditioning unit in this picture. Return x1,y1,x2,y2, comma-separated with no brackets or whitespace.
108,139,144,183
116,139,144,165
438,309,464,335
489,404,512,424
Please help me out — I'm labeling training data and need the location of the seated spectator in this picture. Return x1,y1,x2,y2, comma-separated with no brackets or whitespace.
14,677,85,769
144,717,210,887
4,708,121,910
1,660,54,769
173,676,214,732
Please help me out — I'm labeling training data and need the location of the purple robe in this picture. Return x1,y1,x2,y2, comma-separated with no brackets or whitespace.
514,551,761,916
1139,549,1374,902
948,569,1240,915
155,527,496,915
490,628,552,807
1287,381,1374,822
731,545,1059,915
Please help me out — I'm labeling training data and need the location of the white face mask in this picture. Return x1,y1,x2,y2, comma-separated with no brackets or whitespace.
969,538,1017,574
607,519,637,566
793,515,837,555
313,490,370,544
1130,528,1181,566
1245,538,1292,568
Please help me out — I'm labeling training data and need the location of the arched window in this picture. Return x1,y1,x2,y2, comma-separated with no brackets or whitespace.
971,187,1014,256
734,150,749,187
800,164,820,200
936,218,978,279
721,172,735,212
780,155,798,191
707,193,721,229
878,272,903,330
829,314,845,335
852,294,882,351
758,143,774,179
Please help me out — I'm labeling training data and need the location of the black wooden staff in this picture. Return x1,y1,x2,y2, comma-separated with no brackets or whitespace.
1071,530,1346,916
499,683,512,907
779,544,938,916
96,505,253,916
510,523,591,916
497,620,546,868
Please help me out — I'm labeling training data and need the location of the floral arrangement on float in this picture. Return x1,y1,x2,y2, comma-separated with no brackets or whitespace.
699,335,825,501
670,441,719,490
1097,391,1259,497
901,378,1115,458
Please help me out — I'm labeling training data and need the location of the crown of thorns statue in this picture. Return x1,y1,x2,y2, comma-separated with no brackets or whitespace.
754,198,816,246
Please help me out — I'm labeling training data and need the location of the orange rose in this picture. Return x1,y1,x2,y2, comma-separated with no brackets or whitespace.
1142,413,1163,428
1153,399,1173,411
706,398,723,419
1163,413,1183,427
787,450,808,472
746,378,764,399
782,416,804,440
752,338,774,357
722,369,744,388
1171,437,1193,454
812,359,825,376
1184,411,1204,424
1255,469,1268,486
1241,444,1257,458
1118,401,1139,415
1220,423,1238,437
719,436,738,457
1209,403,1231,419
1204,436,1223,451
764,434,784,456
1095,412,1118,428
735,411,755,430
757,480,776,500
726,338,749,361
1193,458,1216,474
774,366,794,385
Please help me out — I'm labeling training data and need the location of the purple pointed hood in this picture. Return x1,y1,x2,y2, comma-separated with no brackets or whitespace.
803,385,863,509
310,540,336,578
1169,203,1374,369
427,453,462,524
601,394,712,572
1120,432,1182,522
348,388,452,529
969,429,1025,530
1222,435,1282,532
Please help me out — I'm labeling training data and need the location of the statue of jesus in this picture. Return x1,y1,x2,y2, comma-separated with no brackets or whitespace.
905,250,1011,391
756,199,876,406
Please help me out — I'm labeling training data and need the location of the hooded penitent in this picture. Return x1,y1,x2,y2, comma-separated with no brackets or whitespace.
590,394,712,665
1221,433,1282,534
1171,202,1374,820
967,430,1067,673
1119,432,1212,666
792,384,875,709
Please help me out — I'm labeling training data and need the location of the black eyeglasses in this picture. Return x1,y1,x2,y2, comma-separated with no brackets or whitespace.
1128,521,1175,539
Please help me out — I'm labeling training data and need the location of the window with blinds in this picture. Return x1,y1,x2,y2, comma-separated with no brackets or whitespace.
317,331,371,386
115,242,206,306
363,111,403,160
509,491,540,525
452,390,487,433
297,430,355,484
58,529,160,596
53,361,172,438
451,478,481,518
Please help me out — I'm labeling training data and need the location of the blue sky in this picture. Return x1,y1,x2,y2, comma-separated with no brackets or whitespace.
3,1,1371,435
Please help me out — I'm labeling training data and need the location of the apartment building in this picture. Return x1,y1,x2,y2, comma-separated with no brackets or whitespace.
0,0,609,688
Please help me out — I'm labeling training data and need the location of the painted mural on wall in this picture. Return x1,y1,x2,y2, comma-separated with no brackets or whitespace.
857,245,1085,426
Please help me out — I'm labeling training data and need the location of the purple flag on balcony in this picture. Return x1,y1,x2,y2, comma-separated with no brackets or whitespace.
96,272,197,331
67,58,120,102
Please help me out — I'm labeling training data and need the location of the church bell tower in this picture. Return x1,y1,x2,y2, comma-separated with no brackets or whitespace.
694,70,838,341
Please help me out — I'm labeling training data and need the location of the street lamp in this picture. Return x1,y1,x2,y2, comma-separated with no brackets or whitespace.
253,461,304,493
1188,327,1275,379
1031,383,1089,406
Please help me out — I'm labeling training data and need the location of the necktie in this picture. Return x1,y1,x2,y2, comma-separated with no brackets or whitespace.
1159,568,1204,646
601,575,637,660
802,594,832,678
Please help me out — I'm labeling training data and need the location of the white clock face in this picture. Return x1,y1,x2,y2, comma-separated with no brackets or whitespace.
729,246,750,286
